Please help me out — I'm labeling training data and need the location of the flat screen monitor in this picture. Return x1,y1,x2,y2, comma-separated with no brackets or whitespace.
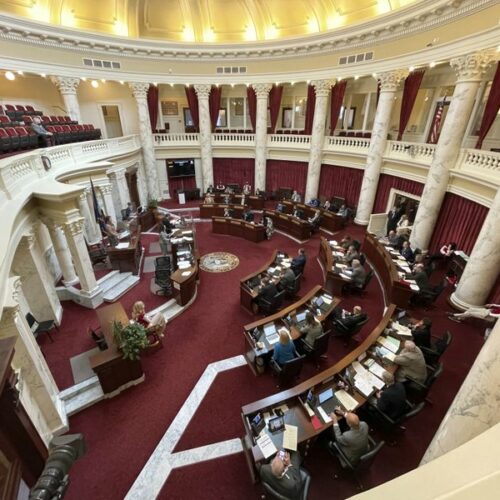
167,159,195,178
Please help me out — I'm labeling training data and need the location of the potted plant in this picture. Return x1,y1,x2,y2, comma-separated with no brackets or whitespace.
113,321,149,361
147,198,159,211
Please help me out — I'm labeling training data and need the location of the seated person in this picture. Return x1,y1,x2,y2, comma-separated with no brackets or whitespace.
410,317,432,349
373,372,407,420
279,267,296,291
396,214,410,234
387,230,405,250
329,409,369,465
400,241,415,263
260,451,303,499
337,204,350,219
204,194,214,204
411,263,433,293
308,209,321,225
242,210,254,222
299,311,323,349
223,208,234,218
323,200,331,210
292,208,301,218
343,245,359,265
242,182,252,195
31,115,53,146
334,305,367,331
347,259,366,289
276,202,285,213
340,235,353,250
131,301,149,327
291,190,301,203
448,303,500,323
394,340,427,384
291,248,306,276
273,329,299,366
206,184,215,194
257,276,278,307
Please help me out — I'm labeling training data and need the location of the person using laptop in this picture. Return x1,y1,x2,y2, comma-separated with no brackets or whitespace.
328,410,369,465
299,311,323,349
260,450,303,499
273,329,299,366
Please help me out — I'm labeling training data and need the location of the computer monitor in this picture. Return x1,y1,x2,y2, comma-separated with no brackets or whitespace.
318,387,334,404
296,311,307,323
251,413,266,436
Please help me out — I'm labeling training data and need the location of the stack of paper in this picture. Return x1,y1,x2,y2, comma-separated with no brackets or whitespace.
282,425,298,451
335,390,358,411
368,361,388,380
322,295,333,305
377,336,400,353
377,346,397,362
392,322,412,336
256,433,277,459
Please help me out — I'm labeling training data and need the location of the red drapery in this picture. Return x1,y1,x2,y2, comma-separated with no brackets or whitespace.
304,85,316,135
246,86,257,132
372,174,424,213
397,70,425,141
330,80,347,135
428,193,488,254
269,85,283,133
184,86,199,130
147,84,159,132
476,61,500,149
213,158,255,186
318,164,364,206
167,175,197,196
265,160,308,195
209,85,222,132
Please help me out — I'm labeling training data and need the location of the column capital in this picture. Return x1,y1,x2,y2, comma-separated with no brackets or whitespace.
128,82,150,99
63,218,85,237
450,51,495,83
50,76,80,94
311,79,335,98
98,184,113,195
107,169,126,181
378,70,407,92
251,83,272,99
193,84,212,99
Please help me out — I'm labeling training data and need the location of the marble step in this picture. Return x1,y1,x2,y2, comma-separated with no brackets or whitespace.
103,274,140,302
60,375,104,416
97,270,122,294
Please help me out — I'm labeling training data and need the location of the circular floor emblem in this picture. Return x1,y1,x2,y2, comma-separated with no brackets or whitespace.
199,252,239,273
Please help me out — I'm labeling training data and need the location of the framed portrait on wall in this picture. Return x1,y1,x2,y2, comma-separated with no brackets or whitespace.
161,100,178,116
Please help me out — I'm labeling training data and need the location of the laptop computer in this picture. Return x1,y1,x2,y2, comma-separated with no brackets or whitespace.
318,387,341,414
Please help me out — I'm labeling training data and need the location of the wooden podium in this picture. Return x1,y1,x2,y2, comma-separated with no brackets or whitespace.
107,227,142,275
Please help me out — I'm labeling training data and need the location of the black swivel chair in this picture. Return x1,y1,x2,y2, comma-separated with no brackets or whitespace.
421,331,452,368
154,268,172,296
260,290,287,315
285,273,302,300
261,467,311,500
270,355,306,388
328,435,385,490
347,269,374,296
26,313,58,343
406,362,444,404
332,315,369,346
299,330,330,369
155,256,171,271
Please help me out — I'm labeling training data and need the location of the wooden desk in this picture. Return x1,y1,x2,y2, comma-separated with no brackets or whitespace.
204,193,264,209
263,210,312,241
362,233,414,308
170,228,199,306
212,217,266,243
136,210,155,231
318,237,351,295
89,303,144,395
281,201,345,233
242,285,340,375
240,304,396,480
107,228,142,275
199,203,247,219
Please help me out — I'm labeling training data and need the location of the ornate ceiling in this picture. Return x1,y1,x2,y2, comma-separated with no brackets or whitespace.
0,0,420,43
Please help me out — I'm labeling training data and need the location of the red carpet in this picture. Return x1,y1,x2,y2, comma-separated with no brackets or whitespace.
37,209,487,500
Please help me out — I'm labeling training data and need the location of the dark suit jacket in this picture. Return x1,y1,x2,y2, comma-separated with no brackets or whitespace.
338,312,367,332
291,254,306,273
259,283,278,302
377,382,407,420
387,208,402,233
280,269,295,290
412,325,431,349
414,271,432,293
401,247,414,262
260,453,303,499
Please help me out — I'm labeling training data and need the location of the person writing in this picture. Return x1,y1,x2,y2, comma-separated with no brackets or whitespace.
260,450,303,499
273,329,298,366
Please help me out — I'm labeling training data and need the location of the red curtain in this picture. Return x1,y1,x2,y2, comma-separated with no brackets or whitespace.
209,85,222,132
304,84,316,135
476,61,500,149
269,84,283,133
246,86,257,132
184,86,199,130
330,80,347,135
373,174,424,213
147,84,159,132
213,158,255,186
397,70,425,141
428,193,488,254
318,164,364,206
265,160,308,195
167,175,197,196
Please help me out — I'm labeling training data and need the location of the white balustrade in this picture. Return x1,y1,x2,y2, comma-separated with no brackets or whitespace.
325,136,371,152
460,149,500,173
154,133,200,145
386,140,436,163
211,133,255,145
268,134,311,147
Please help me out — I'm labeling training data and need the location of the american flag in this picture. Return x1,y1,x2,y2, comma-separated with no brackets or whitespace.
427,99,446,144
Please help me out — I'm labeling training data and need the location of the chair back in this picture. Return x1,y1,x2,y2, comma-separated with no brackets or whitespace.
434,330,452,355
273,289,287,310
362,269,374,289
350,316,370,335
425,362,443,389
25,312,36,328
279,355,305,387
312,331,330,358
357,439,385,473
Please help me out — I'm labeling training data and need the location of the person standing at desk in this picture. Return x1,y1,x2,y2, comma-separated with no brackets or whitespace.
343,245,359,266
104,216,119,247
243,181,252,195
279,267,295,291
273,329,299,366
291,248,306,276
260,451,303,499
347,259,366,289
291,190,301,203
387,205,402,235
265,217,274,240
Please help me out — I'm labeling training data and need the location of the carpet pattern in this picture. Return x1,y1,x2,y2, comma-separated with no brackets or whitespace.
199,252,240,273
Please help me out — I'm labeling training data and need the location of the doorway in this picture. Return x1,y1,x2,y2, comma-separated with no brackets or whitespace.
100,105,123,138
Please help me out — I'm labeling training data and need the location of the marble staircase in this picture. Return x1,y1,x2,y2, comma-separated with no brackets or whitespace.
97,271,140,303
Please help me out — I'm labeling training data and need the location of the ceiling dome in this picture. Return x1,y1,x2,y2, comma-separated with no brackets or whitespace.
0,0,420,43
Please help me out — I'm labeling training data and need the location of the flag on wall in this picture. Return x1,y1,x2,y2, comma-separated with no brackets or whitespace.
427,98,446,144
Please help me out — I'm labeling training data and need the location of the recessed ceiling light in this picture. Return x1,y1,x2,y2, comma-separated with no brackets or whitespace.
81,77,87,81
5,71,15,81
354,75,359,80
119,80,124,85
40,73,46,78
101,79,106,83
429,62,436,68
91,80,99,88
409,66,415,72
17,70,23,75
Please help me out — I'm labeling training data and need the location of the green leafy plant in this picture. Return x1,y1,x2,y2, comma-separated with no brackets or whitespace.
113,321,149,361
147,198,159,210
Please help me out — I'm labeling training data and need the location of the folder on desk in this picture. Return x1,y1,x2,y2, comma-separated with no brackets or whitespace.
335,390,358,411
256,433,277,459
282,425,298,452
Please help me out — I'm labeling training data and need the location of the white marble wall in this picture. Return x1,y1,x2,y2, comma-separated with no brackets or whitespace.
194,84,214,192
421,320,500,464
451,187,500,309
155,159,170,200
305,80,334,202
108,169,131,221
194,158,204,191
252,83,272,192
98,183,117,225
45,220,79,286
355,70,406,225
78,190,101,244
51,76,82,123
411,52,494,250
35,221,62,284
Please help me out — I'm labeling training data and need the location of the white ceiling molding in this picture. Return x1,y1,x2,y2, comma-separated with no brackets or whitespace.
0,0,495,62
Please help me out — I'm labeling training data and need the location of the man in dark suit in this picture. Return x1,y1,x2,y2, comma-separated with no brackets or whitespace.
374,372,407,420
411,317,432,349
387,206,402,235
260,451,303,499
335,306,367,330
279,267,295,291
257,276,278,308
400,241,415,263
291,248,306,276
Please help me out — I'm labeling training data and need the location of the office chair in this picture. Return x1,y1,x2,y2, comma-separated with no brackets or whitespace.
261,467,311,500
269,355,305,388
260,290,286,316
347,269,373,296
332,315,369,346
155,256,171,271
299,330,330,369
26,313,58,343
406,362,443,404
285,273,302,299
154,269,172,296
421,331,452,368
415,279,448,309
328,435,385,490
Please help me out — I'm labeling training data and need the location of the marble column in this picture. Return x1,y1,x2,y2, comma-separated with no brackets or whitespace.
135,160,149,207
51,76,82,123
410,51,494,250
362,92,372,132
78,189,101,244
194,84,214,191
35,220,61,283
355,70,407,225
45,220,78,286
450,187,500,310
194,158,204,192
0,293,67,445
305,79,334,202
98,183,117,225
85,189,103,241
252,83,272,192
129,82,160,201
62,218,98,294
421,319,500,464
107,169,131,221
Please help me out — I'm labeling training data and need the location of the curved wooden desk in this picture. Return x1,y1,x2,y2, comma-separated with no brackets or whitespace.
318,237,351,296
281,200,345,233
212,217,265,243
240,303,397,480
203,193,264,209
199,203,247,219
263,210,312,241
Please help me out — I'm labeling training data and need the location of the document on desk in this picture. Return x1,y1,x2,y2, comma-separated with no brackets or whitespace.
354,377,374,398
392,322,412,336
368,361,388,379
340,273,352,280
410,284,420,291
377,336,399,353
257,433,277,459
322,295,333,305
282,425,298,451
115,242,129,249
378,346,396,362
335,390,358,411
336,263,348,269
317,406,332,424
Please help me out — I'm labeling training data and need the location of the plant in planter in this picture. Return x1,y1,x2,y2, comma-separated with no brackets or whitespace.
113,321,149,361
147,198,159,211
